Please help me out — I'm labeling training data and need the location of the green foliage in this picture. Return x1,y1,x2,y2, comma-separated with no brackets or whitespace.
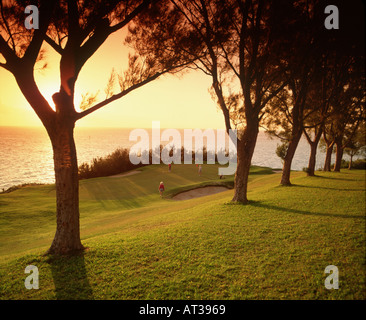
275,141,289,163
351,159,366,169
332,159,366,170
78,148,146,180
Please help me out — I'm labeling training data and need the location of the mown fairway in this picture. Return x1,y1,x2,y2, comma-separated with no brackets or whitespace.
0,165,365,299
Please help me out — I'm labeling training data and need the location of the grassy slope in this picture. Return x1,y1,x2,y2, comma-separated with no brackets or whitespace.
0,165,365,300
0,163,238,260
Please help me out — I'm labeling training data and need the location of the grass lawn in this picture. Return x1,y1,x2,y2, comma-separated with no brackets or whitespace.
0,164,365,300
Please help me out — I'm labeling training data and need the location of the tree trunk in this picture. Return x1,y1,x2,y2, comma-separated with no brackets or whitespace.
348,155,353,170
281,130,302,185
323,142,334,172
13,66,83,255
333,137,343,172
232,122,258,204
307,143,317,176
306,130,322,176
47,119,84,255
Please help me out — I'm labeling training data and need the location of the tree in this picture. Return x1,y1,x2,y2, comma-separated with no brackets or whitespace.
262,0,322,185
318,50,365,172
320,0,365,172
330,62,365,172
131,0,298,203
320,56,356,172
327,100,365,172
344,125,366,169
302,74,328,177
264,0,365,181
321,82,364,173
263,66,313,185
275,140,288,165
322,128,335,172
303,122,323,176
0,0,192,255
332,104,365,172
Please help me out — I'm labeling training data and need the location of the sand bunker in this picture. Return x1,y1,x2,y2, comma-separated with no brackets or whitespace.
172,186,229,201
109,170,141,178
272,169,282,173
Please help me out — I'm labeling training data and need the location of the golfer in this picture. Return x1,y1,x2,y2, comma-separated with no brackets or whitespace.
159,181,165,197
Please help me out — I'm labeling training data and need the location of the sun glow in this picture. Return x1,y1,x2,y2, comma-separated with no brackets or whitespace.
0,30,225,129
38,86,58,111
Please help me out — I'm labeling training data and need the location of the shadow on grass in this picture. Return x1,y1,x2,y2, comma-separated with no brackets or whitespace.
248,200,365,220
310,174,362,182
273,183,363,192
47,252,93,300
291,184,363,192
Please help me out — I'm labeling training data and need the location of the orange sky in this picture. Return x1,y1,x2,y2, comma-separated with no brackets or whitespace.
0,29,226,130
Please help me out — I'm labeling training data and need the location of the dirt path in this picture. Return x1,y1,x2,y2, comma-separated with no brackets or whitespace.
172,186,229,201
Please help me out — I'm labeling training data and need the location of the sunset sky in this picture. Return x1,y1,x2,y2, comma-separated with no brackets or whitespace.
0,29,226,130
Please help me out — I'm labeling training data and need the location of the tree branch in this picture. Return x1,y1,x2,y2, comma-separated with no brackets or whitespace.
0,61,8,70
44,35,63,54
0,1,15,51
302,127,312,144
76,70,164,120
23,1,56,64
218,42,240,79
109,0,152,34
67,0,81,42
14,67,55,127
0,33,15,63
189,60,211,76
76,50,197,121
258,81,287,113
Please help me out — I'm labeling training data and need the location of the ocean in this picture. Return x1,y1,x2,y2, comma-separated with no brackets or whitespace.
0,126,335,191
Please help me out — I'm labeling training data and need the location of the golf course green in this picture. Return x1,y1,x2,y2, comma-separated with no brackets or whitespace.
0,164,365,299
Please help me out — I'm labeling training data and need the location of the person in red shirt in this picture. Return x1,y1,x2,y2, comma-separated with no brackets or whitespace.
159,181,165,197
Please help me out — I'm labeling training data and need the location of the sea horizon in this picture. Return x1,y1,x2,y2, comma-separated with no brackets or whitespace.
0,125,349,191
